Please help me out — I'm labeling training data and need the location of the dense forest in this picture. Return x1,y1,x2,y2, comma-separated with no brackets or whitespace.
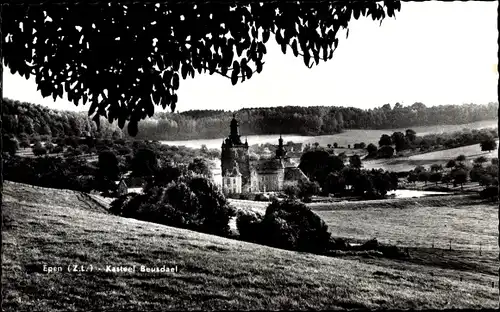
2,98,498,141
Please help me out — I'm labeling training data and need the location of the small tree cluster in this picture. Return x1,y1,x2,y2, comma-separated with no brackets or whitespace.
236,199,331,253
110,174,236,237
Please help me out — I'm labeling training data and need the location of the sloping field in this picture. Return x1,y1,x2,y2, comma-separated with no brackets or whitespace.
2,182,498,310
364,141,498,172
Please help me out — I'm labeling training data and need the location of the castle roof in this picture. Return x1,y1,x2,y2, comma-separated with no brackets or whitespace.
251,158,284,174
284,167,309,182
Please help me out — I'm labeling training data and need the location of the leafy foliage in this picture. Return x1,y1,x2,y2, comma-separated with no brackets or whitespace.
2,135,19,156
236,210,264,243
258,199,331,253
187,158,212,178
98,150,120,181
4,2,401,135
111,174,236,237
349,154,362,169
480,137,497,152
32,143,47,156
377,145,394,158
3,154,96,192
480,186,498,201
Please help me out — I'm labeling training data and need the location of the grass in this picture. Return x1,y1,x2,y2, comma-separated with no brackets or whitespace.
2,181,498,310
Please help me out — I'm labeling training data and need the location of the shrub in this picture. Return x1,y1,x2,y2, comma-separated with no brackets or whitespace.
283,181,300,199
377,145,394,158
19,139,31,148
255,193,270,202
430,164,443,172
480,186,498,201
238,193,252,200
32,143,47,157
480,138,497,152
110,174,236,237
259,199,331,253
53,145,64,154
378,245,406,259
418,171,430,185
446,159,456,169
366,143,378,157
45,142,55,152
298,180,320,201
329,237,349,250
429,172,442,185
360,238,379,251
236,210,263,243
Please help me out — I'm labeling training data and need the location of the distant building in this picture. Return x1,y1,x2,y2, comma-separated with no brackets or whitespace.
221,115,308,194
114,179,128,197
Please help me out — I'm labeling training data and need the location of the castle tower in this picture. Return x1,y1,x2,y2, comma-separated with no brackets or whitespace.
275,134,287,159
221,114,250,193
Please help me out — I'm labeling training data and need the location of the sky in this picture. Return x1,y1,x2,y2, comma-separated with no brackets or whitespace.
3,1,498,113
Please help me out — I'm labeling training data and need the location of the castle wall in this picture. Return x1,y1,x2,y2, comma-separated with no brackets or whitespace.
256,172,282,192
222,176,242,194
221,146,250,192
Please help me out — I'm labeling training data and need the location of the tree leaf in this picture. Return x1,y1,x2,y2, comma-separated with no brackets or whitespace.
127,119,138,136
303,53,310,67
281,43,286,54
263,29,270,43
181,63,188,79
291,39,298,57
172,73,179,90
231,66,239,86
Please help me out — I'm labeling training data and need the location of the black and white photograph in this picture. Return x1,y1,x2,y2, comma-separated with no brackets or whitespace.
1,0,499,310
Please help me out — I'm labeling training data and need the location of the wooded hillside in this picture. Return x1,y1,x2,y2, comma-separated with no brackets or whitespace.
2,98,497,140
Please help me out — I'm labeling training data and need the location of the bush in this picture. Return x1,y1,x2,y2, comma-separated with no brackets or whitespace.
110,174,236,237
283,181,300,199
360,238,379,251
238,193,252,200
254,193,270,202
378,245,406,259
53,145,64,154
236,210,263,243
480,186,498,201
298,180,320,201
259,199,331,253
377,145,394,158
329,237,349,250
32,144,47,156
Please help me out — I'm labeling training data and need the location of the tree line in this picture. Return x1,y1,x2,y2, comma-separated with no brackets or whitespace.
367,127,498,159
298,149,399,199
2,97,498,140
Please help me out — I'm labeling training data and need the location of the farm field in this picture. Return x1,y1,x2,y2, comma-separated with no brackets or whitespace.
229,195,499,252
363,141,499,172
160,119,498,150
2,181,498,310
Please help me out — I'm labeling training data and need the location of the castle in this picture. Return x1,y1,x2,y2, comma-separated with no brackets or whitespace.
221,115,308,194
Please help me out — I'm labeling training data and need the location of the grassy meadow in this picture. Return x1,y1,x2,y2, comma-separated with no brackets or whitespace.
2,181,498,310
363,140,499,172
230,196,499,252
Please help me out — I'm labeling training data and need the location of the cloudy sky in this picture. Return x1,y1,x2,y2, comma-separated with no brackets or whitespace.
3,1,498,113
